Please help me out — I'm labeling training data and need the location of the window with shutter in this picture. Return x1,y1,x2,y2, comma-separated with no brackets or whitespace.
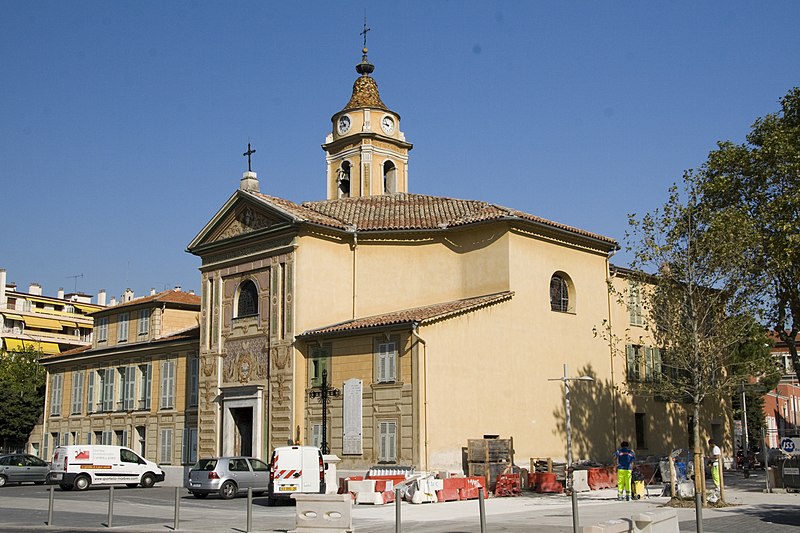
102,369,115,411
86,370,95,413
97,317,108,342
50,374,63,416
308,343,331,387
138,309,150,337
125,366,136,410
139,363,152,410
71,371,83,415
378,421,397,462
188,356,199,407
375,335,400,384
629,282,644,326
377,342,397,383
311,423,322,449
626,345,641,382
160,428,173,464
160,361,175,409
118,312,129,342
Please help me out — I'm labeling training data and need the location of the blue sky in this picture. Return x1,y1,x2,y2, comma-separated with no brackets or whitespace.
2,1,798,300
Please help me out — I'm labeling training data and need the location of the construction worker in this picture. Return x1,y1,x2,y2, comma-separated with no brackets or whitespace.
708,438,721,502
614,440,636,501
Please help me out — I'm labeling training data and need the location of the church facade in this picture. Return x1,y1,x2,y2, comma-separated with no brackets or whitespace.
187,47,728,472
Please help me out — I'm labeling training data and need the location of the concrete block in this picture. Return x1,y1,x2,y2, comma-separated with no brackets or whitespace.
290,493,353,533
632,509,679,533
347,479,376,493
355,490,385,505
582,518,633,533
573,469,591,492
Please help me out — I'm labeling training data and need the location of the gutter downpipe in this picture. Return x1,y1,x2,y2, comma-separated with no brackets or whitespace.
349,225,358,320
606,248,619,447
411,322,428,472
42,366,50,457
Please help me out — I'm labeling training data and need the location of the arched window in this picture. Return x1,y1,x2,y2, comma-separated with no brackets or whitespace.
236,280,258,318
337,161,351,198
550,274,570,313
383,160,397,194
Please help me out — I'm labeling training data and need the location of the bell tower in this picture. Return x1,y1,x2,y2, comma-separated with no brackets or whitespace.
322,35,412,200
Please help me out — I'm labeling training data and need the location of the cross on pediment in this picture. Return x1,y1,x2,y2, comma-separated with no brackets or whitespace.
243,143,256,172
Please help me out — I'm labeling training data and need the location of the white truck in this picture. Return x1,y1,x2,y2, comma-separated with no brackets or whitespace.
267,445,326,504
49,445,165,491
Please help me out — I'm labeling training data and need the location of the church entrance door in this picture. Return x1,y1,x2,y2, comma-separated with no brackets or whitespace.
231,407,253,456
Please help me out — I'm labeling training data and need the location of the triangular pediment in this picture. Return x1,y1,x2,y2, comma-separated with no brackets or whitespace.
207,202,286,243
188,191,297,251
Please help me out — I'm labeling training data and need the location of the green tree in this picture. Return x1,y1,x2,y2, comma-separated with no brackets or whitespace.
728,326,781,450
702,87,800,382
621,171,775,506
0,346,46,451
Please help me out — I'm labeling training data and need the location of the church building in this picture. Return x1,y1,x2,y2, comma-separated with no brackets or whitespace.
187,45,727,472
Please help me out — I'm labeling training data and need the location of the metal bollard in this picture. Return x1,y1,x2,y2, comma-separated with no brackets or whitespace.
694,491,704,533
478,485,486,533
174,486,181,531
246,487,253,533
47,484,55,526
107,485,114,528
395,487,401,533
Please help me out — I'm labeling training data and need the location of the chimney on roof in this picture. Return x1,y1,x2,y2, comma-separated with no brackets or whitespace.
57,288,64,300
173,286,182,292
0,269,6,308
29,283,42,296
109,297,117,306
123,288,134,302
188,290,195,295
98,289,107,306
150,288,156,296
240,171,259,193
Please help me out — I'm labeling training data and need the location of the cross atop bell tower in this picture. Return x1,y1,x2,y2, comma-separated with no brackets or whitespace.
321,24,413,200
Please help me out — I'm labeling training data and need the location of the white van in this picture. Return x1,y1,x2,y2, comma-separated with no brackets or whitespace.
49,445,165,491
267,446,325,504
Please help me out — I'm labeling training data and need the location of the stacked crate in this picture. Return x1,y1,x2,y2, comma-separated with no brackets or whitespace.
467,437,514,492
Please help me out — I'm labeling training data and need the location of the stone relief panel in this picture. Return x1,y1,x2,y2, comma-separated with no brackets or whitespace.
223,336,268,385
271,345,291,372
210,205,280,243
201,353,217,378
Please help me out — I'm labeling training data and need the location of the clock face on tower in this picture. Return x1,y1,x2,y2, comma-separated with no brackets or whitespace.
381,115,395,134
337,115,351,135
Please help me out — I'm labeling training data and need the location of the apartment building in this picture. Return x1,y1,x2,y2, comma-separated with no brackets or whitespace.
0,268,103,355
29,288,200,483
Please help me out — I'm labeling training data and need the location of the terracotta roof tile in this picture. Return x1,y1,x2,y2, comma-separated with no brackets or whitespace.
95,290,201,313
42,345,91,360
298,291,513,338
251,192,616,246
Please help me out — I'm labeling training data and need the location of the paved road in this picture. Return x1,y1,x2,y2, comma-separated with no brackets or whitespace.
0,471,797,532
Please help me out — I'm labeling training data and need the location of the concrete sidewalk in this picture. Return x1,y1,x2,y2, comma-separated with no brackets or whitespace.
1,470,797,532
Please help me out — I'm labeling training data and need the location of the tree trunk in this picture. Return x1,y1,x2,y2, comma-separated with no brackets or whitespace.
692,401,705,520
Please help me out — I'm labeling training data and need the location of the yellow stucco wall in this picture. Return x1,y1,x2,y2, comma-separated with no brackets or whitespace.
293,224,511,333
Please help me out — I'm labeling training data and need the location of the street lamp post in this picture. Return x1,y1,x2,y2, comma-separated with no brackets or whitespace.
308,369,340,454
549,363,594,533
